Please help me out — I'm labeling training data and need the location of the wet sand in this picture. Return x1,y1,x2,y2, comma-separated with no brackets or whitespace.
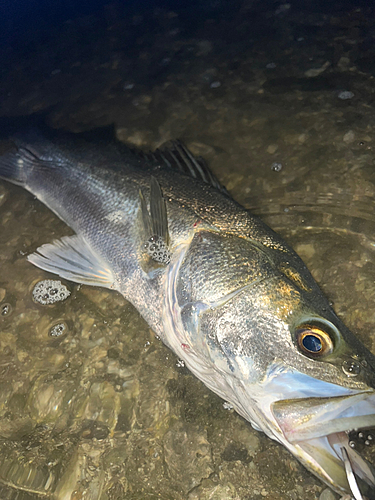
0,1,374,498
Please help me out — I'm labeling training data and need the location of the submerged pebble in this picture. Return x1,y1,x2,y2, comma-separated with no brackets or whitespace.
319,488,336,500
337,90,354,100
32,280,70,305
210,81,221,88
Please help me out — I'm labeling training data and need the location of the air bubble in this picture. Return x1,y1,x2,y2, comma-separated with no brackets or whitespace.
271,162,283,172
342,359,361,377
1,302,12,316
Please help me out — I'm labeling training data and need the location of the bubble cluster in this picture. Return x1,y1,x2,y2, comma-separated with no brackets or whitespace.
49,322,68,338
347,429,374,450
144,235,171,265
32,280,70,305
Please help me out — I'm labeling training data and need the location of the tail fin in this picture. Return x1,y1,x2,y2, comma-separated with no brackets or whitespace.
0,129,56,186
0,145,28,186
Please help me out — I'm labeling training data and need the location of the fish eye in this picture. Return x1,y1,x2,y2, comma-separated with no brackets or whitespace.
295,324,334,358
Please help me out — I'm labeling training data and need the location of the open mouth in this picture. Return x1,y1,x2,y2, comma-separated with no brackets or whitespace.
272,392,375,499
297,430,375,500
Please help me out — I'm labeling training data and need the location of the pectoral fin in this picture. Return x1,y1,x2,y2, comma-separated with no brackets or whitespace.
140,176,171,265
27,235,114,288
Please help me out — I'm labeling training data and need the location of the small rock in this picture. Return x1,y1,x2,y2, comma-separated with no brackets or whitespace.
163,422,214,493
275,3,291,15
319,487,337,500
160,57,171,66
200,68,218,84
116,128,153,147
210,81,221,88
188,483,238,500
304,61,330,78
222,441,250,463
337,56,350,71
187,141,215,157
196,40,213,56
337,90,354,100
266,62,276,69
168,28,180,36
0,288,5,302
267,144,278,154
343,130,355,144
132,94,152,108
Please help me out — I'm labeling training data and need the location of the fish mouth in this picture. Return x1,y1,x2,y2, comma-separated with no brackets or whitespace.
272,391,375,498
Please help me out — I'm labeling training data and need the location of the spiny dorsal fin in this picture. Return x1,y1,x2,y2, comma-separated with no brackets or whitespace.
145,141,229,196
140,177,170,265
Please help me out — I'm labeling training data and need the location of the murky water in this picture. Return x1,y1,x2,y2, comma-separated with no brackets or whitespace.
0,1,375,499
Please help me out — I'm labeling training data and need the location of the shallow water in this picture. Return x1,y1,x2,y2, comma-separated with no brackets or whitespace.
0,1,375,499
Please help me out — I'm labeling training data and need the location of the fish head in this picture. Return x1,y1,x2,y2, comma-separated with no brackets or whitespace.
164,229,375,497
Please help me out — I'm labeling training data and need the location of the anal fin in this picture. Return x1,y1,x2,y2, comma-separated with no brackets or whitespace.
27,235,114,288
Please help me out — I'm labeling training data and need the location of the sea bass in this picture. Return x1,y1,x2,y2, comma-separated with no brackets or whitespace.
0,128,375,499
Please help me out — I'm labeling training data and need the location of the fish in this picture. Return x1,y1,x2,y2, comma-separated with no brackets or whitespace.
0,127,375,499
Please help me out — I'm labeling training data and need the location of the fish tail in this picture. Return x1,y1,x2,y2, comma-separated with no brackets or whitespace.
0,147,28,186
0,130,55,186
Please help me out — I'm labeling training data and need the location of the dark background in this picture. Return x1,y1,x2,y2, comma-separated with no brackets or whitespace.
1,0,373,48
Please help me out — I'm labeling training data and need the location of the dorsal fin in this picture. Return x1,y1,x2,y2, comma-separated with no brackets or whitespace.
145,141,229,196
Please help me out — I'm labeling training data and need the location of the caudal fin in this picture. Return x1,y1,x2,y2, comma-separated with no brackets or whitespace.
0,145,28,186
0,129,56,186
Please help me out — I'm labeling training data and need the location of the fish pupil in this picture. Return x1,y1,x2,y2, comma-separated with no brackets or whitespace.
302,334,322,352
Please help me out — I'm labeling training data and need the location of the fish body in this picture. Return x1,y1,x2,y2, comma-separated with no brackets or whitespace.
1,128,375,498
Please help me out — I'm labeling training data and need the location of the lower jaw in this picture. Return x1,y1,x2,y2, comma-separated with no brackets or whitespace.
296,430,375,499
